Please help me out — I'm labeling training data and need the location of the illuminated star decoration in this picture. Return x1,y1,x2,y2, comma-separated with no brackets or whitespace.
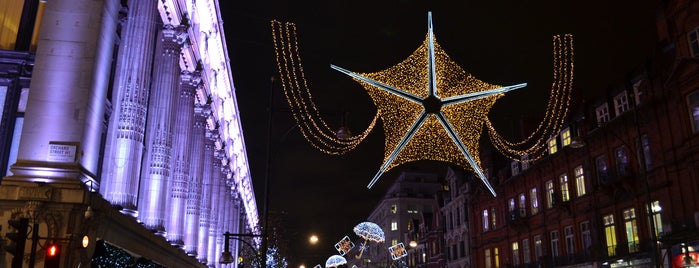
331,12,526,196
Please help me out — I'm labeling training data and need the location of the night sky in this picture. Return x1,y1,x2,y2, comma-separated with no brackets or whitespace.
218,0,658,266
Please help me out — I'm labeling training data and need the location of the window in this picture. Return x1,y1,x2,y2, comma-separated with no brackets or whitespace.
491,207,497,229
522,239,531,264
604,214,617,256
623,208,640,253
550,230,560,257
561,127,571,146
391,204,397,213
649,200,664,237
512,242,520,266
596,155,609,184
391,221,398,231
564,226,574,256
574,165,586,197
392,239,398,246
614,91,630,115
511,161,520,176
560,173,570,201
546,180,555,208
596,103,610,123
485,249,492,268
530,188,539,214
483,209,489,231
641,134,652,168
494,247,500,268
508,198,515,214
534,235,543,260
519,193,526,217
632,80,644,105
688,91,699,133
521,154,530,170
689,26,699,57
581,221,592,256
548,137,558,154
459,241,466,258
615,146,630,176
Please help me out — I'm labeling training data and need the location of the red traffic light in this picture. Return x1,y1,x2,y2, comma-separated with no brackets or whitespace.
45,244,61,268
47,244,59,257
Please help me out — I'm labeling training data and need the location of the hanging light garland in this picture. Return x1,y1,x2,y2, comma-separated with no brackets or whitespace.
484,34,574,161
271,20,378,155
270,13,573,195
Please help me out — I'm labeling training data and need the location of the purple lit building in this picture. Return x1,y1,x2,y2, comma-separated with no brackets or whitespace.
0,1,259,267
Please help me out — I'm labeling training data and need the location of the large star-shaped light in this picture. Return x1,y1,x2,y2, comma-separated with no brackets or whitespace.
331,12,526,196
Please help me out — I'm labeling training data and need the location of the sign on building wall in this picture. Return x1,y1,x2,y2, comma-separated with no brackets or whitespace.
47,142,77,162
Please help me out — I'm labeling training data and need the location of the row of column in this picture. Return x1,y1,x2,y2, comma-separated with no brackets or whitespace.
97,1,242,265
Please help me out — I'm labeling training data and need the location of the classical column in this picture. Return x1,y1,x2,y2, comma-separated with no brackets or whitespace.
207,150,223,266
5,0,120,186
165,70,198,245
137,26,184,232
99,0,158,212
197,132,215,263
184,103,206,256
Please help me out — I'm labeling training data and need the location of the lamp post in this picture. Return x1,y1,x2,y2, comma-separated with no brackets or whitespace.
220,232,266,266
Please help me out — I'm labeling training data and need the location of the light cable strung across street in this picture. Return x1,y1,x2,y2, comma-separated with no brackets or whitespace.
271,12,574,197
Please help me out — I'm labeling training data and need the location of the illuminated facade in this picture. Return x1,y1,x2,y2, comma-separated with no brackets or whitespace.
349,170,445,268
0,0,258,267
469,1,699,267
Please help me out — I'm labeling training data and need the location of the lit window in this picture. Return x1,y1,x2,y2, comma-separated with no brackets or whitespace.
534,235,543,259
648,200,663,237
519,193,526,217
560,173,570,201
604,214,617,256
560,127,571,146
596,103,610,123
530,188,539,214
508,198,515,213
490,207,497,229
614,91,630,115
391,221,397,231
392,239,398,246
623,208,640,253
545,180,554,209
494,247,500,268
391,204,397,214
689,26,699,57
547,137,558,155
550,230,559,257
483,209,489,231
574,165,586,197
512,242,520,266
485,249,492,268
688,91,699,133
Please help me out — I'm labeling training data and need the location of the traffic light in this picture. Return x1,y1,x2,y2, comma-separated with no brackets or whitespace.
45,243,61,268
4,217,29,268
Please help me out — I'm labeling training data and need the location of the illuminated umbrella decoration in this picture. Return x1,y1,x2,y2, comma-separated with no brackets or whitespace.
353,221,385,259
325,255,347,268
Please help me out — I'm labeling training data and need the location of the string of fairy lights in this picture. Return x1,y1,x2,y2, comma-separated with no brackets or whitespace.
270,15,573,187
484,34,574,161
270,20,379,155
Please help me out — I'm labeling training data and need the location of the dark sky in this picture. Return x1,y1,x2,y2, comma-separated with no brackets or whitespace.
218,0,658,266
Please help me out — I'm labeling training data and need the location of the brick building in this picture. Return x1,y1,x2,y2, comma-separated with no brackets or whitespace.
469,1,699,267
